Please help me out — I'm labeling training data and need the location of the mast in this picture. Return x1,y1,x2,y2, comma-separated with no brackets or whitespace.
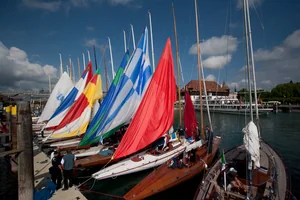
172,3,182,129
59,53,63,77
243,0,253,121
82,53,86,68
194,0,205,138
77,57,81,79
246,0,259,125
87,50,91,62
103,48,109,92
148,11,155,71
108,37,115,79
66,65,69,76
48,74,51,93
130,24,136,49
72,61,75,83
69,58,73,82
93,45,98,70
123,30,127,52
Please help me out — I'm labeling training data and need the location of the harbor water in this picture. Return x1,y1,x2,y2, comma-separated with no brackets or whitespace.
82,111,300,199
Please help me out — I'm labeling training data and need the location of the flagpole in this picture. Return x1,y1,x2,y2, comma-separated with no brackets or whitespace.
130,24,136,49
108,37,115,79
148,11,155,72
59,53,63,77
123,30,127,52
82,53,86,68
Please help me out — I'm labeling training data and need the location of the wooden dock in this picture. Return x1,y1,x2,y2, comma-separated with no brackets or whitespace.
33,143,87,200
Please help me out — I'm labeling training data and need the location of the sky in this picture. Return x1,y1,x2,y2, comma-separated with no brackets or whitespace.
0,0,300,92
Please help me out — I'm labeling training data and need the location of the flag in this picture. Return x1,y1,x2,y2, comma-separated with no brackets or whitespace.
221,150,226,171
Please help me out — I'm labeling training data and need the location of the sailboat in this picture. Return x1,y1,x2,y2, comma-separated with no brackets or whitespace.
194,0,291,199
90,38,191,180
123,2,221,199
45,69,103,145
73,27,153,165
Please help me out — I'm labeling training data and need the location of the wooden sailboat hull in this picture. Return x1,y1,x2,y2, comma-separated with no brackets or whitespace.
123,137,221,200
74,154,114,168
74,145,104,158
193,140,291,200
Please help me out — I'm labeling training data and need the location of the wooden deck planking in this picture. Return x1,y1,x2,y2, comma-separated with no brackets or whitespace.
33,143,87,200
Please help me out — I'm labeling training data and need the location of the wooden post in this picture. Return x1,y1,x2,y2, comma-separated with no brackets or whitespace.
17,101,33,200
5,106,12,145
11,116,17,150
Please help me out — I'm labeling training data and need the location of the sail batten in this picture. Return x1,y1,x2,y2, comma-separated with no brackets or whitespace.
113,38,176,160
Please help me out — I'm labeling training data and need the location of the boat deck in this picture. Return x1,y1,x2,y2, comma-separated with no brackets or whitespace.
194,141,290,200
33,143,87,200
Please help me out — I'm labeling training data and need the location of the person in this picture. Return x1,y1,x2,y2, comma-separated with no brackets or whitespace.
49,151,62,190
59,149,76,190
226,167,247,193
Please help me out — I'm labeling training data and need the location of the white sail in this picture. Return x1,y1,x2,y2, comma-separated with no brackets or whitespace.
243,121,260,168
38,72,73,123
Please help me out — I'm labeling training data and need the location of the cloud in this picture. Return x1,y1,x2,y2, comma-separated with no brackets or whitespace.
233,29,300,89
205,74,216,81
22,0,61,12
70,0,89,7
22,0,141,12
254,47,285,61
84,38,100,47
87,26,95,31
239,65,246,71
189,35,238,56
0,41,58,90
202,55,232,69
236,0,263,9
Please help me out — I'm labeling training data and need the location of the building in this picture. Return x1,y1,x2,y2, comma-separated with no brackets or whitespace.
180,80,231,103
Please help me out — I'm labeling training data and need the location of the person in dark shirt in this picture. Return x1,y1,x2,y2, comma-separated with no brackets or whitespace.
50,151,62,190
60,149,76,190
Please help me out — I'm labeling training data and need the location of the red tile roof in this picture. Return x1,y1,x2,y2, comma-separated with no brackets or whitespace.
181,80,229,93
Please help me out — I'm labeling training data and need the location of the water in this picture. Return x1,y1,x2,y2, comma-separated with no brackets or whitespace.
82,111,300,199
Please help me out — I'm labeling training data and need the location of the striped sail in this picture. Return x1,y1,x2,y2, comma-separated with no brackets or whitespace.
45,62,93,129
79,51,130,146
50,69,103,139
38,72,73,123
79,27,152,146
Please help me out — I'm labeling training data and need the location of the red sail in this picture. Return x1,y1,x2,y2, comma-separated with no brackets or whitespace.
113,38,176,160
184,90,198,139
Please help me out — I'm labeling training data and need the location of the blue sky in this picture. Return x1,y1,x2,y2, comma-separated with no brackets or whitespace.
0,0,300,91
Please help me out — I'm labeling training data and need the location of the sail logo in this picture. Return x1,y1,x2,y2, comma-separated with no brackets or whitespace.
56,93,64,102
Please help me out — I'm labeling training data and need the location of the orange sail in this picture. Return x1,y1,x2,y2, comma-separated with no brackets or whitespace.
113,38,177,160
